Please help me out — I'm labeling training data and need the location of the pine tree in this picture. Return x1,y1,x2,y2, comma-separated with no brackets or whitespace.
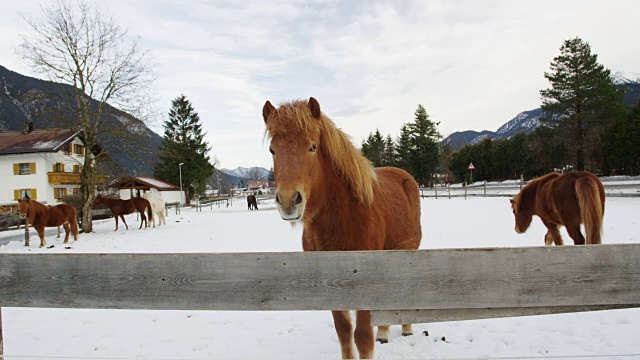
408,105,442,186
383,135,396,166
360,129,385,167
154,95,214,203
540,37,624,171
395,124,414,176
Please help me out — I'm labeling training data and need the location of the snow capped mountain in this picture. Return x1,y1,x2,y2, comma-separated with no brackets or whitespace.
220,166,270,180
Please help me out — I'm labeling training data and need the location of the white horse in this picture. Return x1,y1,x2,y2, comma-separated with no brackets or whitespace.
143,192,166,228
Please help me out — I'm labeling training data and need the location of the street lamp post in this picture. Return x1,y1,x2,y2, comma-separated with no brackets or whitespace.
179,162,184,207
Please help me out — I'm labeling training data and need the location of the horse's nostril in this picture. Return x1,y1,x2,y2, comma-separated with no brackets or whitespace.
295,192,303,205
275,193,281,204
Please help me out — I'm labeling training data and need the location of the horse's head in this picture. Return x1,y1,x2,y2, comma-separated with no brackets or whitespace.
510,195,533,234
263,97,325,222
90,195,103,207
17,199,30,218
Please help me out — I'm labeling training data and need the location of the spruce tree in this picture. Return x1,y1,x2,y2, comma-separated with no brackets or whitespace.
383,135,396,166
395,124,414,176
154,95,214,203
408,105,442,186
540,37,623,171
360,129,385,167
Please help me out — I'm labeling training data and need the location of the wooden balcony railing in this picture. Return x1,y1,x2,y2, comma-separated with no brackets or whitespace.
48,172,108,185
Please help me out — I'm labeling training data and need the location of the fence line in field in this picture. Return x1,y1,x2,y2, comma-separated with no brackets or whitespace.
1,244,639,358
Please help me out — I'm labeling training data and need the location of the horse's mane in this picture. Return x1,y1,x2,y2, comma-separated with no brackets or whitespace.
512,172,560,210
266,100,377,205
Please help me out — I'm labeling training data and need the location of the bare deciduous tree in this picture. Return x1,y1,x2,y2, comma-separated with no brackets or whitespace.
18,0,155,232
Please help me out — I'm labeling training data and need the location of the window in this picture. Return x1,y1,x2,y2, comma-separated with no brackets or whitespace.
53,163,64,172
55,188,67,200
74,144,84,156
14,189,37,200
20,163,30,175
72,188,80,195
14,163,36,175
63,142,73,154
73,165,82,173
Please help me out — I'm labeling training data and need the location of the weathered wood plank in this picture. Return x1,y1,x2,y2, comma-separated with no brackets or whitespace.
370,305,640,325
0,307,3,359
0,245,639,311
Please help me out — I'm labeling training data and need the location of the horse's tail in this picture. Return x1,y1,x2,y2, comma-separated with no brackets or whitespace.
402,177,422,244
146,200,153,223
575,176,604,244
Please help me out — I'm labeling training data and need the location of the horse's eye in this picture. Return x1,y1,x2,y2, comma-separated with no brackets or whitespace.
269,148,275,155
309,144,317,153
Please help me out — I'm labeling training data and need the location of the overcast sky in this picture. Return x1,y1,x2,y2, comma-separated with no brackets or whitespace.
1,1,639,170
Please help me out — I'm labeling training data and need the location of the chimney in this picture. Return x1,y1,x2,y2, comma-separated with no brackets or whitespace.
23,121,33,134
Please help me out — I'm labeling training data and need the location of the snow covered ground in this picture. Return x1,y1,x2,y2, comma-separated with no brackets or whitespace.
1,197,640,359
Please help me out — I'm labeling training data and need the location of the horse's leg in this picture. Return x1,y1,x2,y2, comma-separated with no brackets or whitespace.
37,226,46,248
355,310,374,359
62,223,71,243
402,324,413,336
114,214,119,231
71,217,79,240
542,220,563,246
152,207,156,228
159,211,166,226
565,224,586,245
139,210,147,229
120,214,129,230
376,325,390,344
332,310,354,359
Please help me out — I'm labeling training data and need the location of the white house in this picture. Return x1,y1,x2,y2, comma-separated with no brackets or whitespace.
0,127,103,207
111,176,184,204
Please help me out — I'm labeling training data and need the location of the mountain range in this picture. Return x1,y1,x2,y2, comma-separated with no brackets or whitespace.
442,81,640,150
220,166,270,180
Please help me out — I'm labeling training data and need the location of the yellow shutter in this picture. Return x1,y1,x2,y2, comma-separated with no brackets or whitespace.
63,188,68,197
61,163,65,172
32,189,38,200
14,190,20,200
29,163,36,174
13,164,19,175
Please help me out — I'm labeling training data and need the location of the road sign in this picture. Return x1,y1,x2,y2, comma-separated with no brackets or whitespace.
468,162,476,170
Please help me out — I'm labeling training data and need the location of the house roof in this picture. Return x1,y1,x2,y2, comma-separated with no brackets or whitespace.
0,128,81,155
110,176,181,191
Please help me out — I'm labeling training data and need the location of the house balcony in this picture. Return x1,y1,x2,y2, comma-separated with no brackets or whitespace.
48,172,108,185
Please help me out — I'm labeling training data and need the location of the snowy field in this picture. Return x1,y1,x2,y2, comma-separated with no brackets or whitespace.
1,197,640,359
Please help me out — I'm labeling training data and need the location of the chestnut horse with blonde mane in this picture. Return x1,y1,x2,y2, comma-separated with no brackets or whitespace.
18,199,78,248
511,171,605,245
90,195,152,231
263,97,422,359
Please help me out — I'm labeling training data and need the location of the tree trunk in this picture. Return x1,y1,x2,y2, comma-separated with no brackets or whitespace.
80,149,95,233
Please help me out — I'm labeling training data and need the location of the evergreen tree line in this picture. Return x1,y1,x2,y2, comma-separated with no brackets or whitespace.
362,37,640,184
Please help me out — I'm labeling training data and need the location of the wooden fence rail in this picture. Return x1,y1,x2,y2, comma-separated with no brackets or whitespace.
1,244,639,355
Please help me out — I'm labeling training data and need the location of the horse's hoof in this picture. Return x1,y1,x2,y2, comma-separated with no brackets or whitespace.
402,332,413,337
376,338,388,344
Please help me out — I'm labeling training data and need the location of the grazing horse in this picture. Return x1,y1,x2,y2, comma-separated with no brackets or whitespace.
18,199,78,248
90,195,153,231
247,194,258,210
143,192,167,227
263,97,422,359
511,171,605,245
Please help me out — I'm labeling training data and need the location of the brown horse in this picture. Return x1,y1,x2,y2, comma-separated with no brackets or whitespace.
90,195,153,231
247,194,258,210
263,97,422,359
18,199,78,248
511,171,605,245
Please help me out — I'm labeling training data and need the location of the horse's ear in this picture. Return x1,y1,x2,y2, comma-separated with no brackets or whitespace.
263,100,276,124
308,97,321,119
509,198,514,205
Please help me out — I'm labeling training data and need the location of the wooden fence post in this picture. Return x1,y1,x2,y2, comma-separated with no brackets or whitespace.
448,184,451,199
464,182,467,200
484,180,487,197
520,174,524,190
24,220,29,247
434,184,438,199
